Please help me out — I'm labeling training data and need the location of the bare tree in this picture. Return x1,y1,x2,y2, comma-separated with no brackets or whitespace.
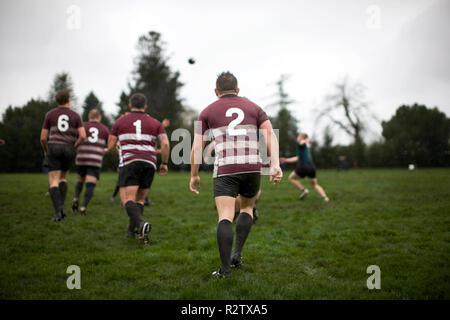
317,77,377,144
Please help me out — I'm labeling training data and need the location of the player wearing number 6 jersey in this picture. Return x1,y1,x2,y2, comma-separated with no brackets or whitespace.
108,93,170,244
40,90,86,221
71,109,110,215
189,72,283,278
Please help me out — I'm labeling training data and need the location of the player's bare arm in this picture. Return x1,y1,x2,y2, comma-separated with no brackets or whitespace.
259,119,283,184
280,156,299,164
158,133,169,175
40,128,49,155
189,133,206,194
74,126,87,149
107,135,118,155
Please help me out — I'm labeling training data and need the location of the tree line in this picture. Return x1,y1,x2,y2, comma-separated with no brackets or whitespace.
0,31,449,172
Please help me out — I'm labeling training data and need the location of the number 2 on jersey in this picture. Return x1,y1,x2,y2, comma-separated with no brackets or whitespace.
133,120,142,140
226,107,246,136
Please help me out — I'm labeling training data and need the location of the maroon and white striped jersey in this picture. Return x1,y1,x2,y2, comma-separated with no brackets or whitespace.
75,122,110,168
110,111,165,169
42,107,83,145
197,94,269,178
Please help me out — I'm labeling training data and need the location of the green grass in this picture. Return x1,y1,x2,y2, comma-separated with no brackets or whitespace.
0,169,449,299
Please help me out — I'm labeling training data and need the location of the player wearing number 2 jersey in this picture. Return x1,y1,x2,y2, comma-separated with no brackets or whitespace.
71,109,110,215
189,72,283,278
108,93,170,244
40,90,86,222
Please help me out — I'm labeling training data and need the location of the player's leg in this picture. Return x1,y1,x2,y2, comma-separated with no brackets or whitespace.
252,190,262,222
135,188,151,244
120,185,142,236
80,174,98,215
231,193,257,267
231,173,260,267
309,178,329,202
233,195,241,221
48,169,63,221
72,173,85,213
134,164,156,244
111,175,120,201
58,170,69,218
289,170,309,199
214,195,236,277
288,170,304,190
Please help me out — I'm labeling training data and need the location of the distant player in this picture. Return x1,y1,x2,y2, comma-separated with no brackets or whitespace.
189,72,282,278
40,90,86,221
108,93,169,244
71,109,110,215
280,133,329,202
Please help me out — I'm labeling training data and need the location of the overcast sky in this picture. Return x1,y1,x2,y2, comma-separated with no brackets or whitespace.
1,0,449,144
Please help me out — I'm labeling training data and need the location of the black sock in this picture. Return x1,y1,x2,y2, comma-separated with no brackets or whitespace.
82,182,96,207
49,187,61,214
112,181,120,198
137,203,144,216
232,212,253,258
125,201,143,232
74,181,83,199
59,181,67,211
217,219,233,273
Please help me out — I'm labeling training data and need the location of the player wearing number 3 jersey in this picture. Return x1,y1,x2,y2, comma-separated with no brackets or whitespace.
190,72,283,278
108,93,170,245
40,90,86,222
71,109,110,215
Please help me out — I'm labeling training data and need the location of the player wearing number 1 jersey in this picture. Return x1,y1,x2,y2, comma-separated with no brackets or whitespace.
189,72,283,278
71,109,110,215
108,93,170,244
40,90,86,221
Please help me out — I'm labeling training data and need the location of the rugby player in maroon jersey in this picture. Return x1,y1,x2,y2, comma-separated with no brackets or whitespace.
71,109,110,215
189,72,283,278
40,90,86,221
108,93,170,244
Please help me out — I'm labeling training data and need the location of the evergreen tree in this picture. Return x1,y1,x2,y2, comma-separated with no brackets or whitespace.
0,99,53,172
267,75,298,157
118,31,185,135
48,72,78,109
82,91,112,128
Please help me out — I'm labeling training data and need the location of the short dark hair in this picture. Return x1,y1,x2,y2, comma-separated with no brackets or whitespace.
129,93,147,109
216,71,238,93
55,90,70,105
88,109,101,120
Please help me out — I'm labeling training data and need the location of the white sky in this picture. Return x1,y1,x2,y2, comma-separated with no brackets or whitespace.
1,0,449,144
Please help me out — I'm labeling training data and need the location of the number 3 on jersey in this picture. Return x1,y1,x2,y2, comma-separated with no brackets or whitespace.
226,107,246,136
88,127,99,143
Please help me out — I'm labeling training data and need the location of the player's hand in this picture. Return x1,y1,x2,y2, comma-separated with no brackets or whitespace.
269,165,283,184
279,157,286,164
103,148,109,154
159,164,168,176
190,175,200,194
0,139,5,146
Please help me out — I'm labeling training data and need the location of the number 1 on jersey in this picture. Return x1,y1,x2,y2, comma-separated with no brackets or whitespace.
133,120,142,140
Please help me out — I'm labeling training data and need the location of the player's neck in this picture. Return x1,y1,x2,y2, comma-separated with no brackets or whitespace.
58,104,70,108
218,91,238,98
130,108,145,113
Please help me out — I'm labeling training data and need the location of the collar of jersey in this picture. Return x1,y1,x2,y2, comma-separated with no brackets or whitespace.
220,94,237,98
130,110,146,113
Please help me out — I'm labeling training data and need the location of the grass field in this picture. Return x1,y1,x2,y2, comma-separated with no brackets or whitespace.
0,169,449,299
